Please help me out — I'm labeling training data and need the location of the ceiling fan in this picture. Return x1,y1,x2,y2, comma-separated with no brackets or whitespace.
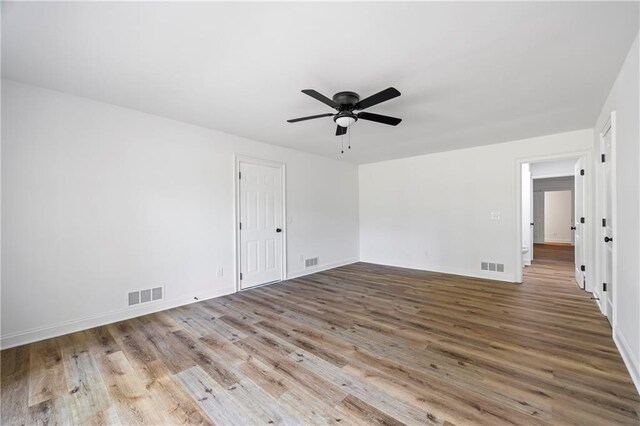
287,87,402,136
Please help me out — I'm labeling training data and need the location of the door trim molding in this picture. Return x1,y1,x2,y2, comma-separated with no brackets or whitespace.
531,172,574,179
598,112,617,326
234,155,287,292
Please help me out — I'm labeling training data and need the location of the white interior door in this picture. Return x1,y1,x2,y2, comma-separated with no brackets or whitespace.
602,126,613,322
239,162,283,289
574,159,585,288
533,191,545,244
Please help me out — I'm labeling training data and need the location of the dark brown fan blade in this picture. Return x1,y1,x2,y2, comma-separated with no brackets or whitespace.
287,113,335,123
336,125,347,136
357,112,402,126
355,87,401,110
301,89,340,110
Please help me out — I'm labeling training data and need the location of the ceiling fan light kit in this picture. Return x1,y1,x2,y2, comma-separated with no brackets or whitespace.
334,112,357,128
287,87,402,144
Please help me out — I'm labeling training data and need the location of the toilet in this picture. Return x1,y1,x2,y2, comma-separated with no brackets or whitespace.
522,245,530,267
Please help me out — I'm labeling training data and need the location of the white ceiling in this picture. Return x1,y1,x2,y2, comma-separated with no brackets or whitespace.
3,2,638,164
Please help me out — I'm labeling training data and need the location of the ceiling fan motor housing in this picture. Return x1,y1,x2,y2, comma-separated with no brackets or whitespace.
332,91,360,110
333,92,360,127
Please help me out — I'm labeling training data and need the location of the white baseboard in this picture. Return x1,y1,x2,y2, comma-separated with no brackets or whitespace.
1,259,359,349
5,257,636,400
0,287,235,350
361,258,517,283
613,329,640,396
543,239,573,244
286,257,359,280
593,291,605,314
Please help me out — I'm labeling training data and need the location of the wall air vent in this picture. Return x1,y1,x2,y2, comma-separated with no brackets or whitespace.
128,286,164,307
128,291,140,306
152,287,163,301
305,257,319,268
481,262,505,273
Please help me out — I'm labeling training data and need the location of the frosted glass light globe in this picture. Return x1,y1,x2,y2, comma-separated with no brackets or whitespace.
335,115,356,128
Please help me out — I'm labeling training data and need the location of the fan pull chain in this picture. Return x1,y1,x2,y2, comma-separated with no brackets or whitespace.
341,134,344,154
348,127,351,150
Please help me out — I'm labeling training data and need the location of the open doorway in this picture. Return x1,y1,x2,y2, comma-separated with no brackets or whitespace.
519,156,587,289
534,178,574,262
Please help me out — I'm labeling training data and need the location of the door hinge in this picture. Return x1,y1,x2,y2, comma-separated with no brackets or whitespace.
240,273,243,280
601,154,606,163
602,218,606,227
239,222,242,230
239,172,242,179
603,282,607,292
580,217,585,224
581,265,585,272
580,169,585,176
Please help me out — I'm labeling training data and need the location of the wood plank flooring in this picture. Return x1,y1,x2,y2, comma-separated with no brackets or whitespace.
533,243,575,263
2,252,639,425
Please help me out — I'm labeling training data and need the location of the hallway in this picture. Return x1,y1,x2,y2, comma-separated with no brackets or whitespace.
533,243,575,263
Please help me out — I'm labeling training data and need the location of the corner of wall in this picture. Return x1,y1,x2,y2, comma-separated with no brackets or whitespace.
286,257,359,281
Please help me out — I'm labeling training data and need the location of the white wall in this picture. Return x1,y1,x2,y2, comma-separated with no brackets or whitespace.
521,164,532,265
359,129,592,283
1,80,359,348
544,191,573,243
593,33,640,391
529,158,576,178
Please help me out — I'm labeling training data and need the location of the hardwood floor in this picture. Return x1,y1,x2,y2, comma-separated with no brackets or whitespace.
2,257,639,425
533,243,575,263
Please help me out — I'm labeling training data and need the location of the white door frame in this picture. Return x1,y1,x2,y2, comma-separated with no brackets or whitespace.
532,174,575,246
515,150,593,285
234,155,287,292
597,112,617,325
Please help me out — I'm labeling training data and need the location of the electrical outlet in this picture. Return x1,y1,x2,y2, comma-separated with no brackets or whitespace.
216,268,223,278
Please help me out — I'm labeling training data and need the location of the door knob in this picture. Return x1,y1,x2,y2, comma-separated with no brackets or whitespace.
571,226,576,230
276,228,282,233
604,236,613,242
